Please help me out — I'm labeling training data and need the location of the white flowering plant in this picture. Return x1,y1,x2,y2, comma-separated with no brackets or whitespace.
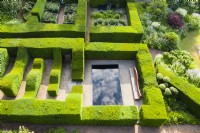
175,8,187,17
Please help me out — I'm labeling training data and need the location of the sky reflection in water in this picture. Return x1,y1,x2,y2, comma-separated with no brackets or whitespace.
92,65,123,105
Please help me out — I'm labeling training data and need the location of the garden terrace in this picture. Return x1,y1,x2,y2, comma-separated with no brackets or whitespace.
89,0,144,43
0,0,86,39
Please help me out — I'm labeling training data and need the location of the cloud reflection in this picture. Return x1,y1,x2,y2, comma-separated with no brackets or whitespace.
92,67,122,105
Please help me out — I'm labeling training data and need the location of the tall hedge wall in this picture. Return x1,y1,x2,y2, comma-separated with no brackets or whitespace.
82,106,139,126
0,48,9,78
157,64,200,118
0,0,86,39
0,38,84,81
90,2,144,43
23,58,45,99
31,0,46,21
139,87,167,126
0,48,30,97
48,49,62,96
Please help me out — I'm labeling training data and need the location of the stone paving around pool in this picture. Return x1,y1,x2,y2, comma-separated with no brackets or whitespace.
83,60,143,109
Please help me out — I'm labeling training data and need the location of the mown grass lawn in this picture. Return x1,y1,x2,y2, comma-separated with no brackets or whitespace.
180,29,200,68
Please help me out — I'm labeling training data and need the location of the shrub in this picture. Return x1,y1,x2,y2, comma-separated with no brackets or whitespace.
23,58,45,99
175,8,187,17
156,73,163,81
159,84,166,91
48,49,62,96
163,32,180,51
170,87,178,95
0,48,9,78
164,88,172,96
0,48,29,96
97,18,103,24
185,14,200,31
167,12,184,29
146,1,168,21
163,76,170,83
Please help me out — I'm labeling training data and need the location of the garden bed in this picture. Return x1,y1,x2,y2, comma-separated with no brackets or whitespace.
41,1,60,23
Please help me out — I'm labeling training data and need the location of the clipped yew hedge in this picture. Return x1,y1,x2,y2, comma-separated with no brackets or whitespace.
48,49,62,96
90,2,144,43
0,48,9,78
1,38,84,81
82,106,139,126
157,64,200,118
23,58,45,99
0,48,29,97
31,0,46,21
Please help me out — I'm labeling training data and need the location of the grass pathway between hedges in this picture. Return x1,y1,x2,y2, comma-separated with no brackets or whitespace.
180,29,200,68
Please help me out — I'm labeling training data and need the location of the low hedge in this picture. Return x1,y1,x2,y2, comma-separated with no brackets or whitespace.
90,0,126,8
136,49,158,88
139,87,167,126
0,85,83,124
85,42,147,60
82,106,139,126
23,58,45,99
1,38,84,81
90,2,144,43
48,49,62,96
0,0,86,39
0,48,9,78
157,64,200,118
31,0,46,21
0,48,29,97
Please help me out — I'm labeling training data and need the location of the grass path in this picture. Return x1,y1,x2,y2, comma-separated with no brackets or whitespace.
180,29,200,68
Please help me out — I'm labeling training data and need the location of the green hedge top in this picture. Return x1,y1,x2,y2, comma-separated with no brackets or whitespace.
82,105,139,125
136,50,158,88
0,38,84,49
157,64,200,118
85,42,148,60
0,48,9,78
86,42,147,51
90,2,144,34
31,0,46,21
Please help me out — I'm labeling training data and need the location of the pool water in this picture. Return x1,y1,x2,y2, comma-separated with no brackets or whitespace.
92,65,123,105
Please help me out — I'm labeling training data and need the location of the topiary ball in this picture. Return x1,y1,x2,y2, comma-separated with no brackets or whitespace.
159,84,166,91
157,73,163,81
163,76,170,83
170,87,179,95
164,88,172,96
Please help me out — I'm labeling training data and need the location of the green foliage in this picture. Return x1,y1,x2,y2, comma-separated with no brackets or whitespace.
45,1,60,13
185,14,200,31
140,87,167,126
42,11,57,23
157,64,200,118
146,1,168,21
0,48,9,78
47,127,66,133
0,48,29,97
47,49,62,96
82,106,139,126
164,32,180,51
23,58,45,99
159,84,166,91
161,50,195,76
164,88,172,96
31,0,47,21
136,49,158,88
156,73,163,81
90,2,144,43
89,0,126,8
1,0,86,39
1,38,84,81
163,76,170,83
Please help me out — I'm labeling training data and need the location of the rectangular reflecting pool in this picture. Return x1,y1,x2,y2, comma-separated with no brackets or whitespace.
92,65,123,105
